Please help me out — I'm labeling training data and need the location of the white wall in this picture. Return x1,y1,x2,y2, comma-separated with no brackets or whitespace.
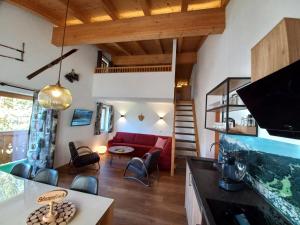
0,2,107,167
93,71,174,100
103,100,174,137
192,0,300,158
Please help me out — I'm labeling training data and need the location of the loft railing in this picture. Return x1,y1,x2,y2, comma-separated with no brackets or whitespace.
95,65,172,73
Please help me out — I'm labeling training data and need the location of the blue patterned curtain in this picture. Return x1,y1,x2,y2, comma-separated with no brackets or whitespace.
94,102,103,135
27,91,58,175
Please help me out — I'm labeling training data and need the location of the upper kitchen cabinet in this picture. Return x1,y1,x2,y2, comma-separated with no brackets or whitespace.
252,18,300,82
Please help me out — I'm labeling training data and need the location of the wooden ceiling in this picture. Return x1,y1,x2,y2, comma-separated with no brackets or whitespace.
7,0,229,82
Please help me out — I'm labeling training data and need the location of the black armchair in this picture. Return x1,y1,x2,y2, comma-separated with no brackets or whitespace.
124,149,161,187
69,142,100,171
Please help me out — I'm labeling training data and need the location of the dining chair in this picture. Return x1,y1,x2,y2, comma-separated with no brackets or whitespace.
10,162,32,179
33,168,59,186
70,175,99,195
123,149,161,187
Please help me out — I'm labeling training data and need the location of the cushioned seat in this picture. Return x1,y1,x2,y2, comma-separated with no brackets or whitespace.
69,142,100,170
73,153,100,167
33,168,59,186
108,132,172,170
70,175,99,195
124,150,161,186
10,163,32,179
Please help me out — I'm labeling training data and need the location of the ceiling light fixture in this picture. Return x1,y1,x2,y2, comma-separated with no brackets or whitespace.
38,0,72,110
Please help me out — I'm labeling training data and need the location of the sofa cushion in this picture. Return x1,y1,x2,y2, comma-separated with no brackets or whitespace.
154,137,167,149
112,137,124,143
115,132,135,143
133,133,156,146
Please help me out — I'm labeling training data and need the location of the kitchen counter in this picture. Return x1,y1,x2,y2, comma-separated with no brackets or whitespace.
187,157,291,225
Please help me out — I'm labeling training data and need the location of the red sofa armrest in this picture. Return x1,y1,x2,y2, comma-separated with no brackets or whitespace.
150,137,172,170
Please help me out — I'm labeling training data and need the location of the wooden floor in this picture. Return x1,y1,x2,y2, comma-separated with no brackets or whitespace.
58,155,187,225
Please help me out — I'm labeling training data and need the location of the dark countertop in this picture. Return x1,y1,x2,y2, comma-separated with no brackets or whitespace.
187,157,291,225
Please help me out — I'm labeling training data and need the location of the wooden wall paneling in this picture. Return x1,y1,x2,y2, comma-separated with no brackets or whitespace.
52,8,226,46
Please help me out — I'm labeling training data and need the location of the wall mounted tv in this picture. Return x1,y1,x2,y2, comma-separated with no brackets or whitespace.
71,109,93,126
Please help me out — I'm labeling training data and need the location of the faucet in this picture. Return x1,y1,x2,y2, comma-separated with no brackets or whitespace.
210,141,227,162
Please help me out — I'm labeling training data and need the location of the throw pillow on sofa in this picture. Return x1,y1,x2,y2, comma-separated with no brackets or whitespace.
154,137,167,149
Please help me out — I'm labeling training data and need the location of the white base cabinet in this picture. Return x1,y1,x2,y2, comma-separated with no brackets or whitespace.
185,162,206,225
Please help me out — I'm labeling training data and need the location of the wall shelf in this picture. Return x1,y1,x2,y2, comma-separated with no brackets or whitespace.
205,77,258,137
207,104,247,112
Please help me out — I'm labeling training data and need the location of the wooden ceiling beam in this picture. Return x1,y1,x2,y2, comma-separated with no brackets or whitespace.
96,44,119,56
177,38,184,53
154,40,164,54
100,0,119,20
134,41,148,54
181,0,189,12
56,0,90,23
221,0,230,8
8,0,64,26
112,52,197,66
112,43,131,55
138,0,151,16
52,8,225,46
197,36,208,51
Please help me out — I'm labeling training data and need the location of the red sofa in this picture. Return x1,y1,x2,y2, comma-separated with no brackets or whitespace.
107,132,172,170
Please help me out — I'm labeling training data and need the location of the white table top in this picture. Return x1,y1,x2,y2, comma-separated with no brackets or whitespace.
0,171,114,225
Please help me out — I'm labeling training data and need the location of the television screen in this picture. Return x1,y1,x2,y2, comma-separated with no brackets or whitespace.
71,109,93,126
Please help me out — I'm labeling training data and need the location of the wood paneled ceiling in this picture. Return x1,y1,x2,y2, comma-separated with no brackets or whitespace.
7,0,229,82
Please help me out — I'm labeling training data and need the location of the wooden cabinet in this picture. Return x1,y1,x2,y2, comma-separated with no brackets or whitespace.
185,163,203,225
251,18,300,82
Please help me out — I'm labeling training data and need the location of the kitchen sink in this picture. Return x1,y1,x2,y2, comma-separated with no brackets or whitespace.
191,158,218,171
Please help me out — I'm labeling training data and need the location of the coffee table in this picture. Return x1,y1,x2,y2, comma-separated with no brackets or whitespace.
108,146,135,165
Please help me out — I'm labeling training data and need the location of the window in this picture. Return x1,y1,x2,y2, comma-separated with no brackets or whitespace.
0,92,33,165
100,105,111,133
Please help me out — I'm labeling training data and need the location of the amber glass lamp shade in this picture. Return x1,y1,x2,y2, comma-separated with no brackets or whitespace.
38,83,72,110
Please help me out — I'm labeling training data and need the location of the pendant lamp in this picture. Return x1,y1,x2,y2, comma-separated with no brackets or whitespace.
38,0,72,110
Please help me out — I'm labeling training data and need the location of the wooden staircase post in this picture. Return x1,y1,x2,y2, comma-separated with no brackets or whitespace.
192,99,200,157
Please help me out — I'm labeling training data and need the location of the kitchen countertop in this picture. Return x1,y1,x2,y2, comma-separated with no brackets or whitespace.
0,171,114,225
187,157,291,225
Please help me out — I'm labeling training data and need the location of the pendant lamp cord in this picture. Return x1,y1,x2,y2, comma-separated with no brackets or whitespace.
57,0,70,86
